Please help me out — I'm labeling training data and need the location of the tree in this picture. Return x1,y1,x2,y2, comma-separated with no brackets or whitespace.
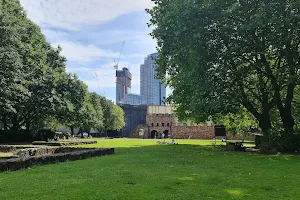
212,108,259,137
99,98,125,136
0,0,71,133
53,74,90,134
111,105,125,131
89,92,104,131
293,86,300,130
147,0,300,135
0,0,125,141
99,98,114,136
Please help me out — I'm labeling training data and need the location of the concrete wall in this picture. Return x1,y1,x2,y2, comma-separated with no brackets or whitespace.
120,104,147,137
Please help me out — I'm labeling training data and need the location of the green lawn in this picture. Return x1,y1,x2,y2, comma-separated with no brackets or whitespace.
0,139,299,200
0,152,13,158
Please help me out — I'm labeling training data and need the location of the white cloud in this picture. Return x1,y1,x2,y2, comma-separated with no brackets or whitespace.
20,0,154,30
42,28,157,56
19,0,157,101
51,41,120,63
67,61,141,90
51,39,149,64
41,29,69,43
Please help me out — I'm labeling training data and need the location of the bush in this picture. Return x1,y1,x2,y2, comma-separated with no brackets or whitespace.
0,130,32,143
55,132,64,139
33,129,56,141
63,132,71,139
255,135,263,147
259,129,300,153
276,133,300,153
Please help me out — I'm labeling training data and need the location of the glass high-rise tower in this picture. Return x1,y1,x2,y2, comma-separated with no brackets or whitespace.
140,53,166,105
116,53,166,106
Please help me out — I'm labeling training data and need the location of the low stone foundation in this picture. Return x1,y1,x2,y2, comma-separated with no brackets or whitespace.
0,146,33,153
32,140,97,146
0,147,114,172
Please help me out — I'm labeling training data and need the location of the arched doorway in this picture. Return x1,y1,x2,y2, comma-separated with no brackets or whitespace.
163,130,169,138
151,130,158,139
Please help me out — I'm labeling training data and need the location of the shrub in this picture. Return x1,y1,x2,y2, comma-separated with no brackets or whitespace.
33,129,56,141
259,129,300,153
0,130,32,143
63,132,71,139
255,135,263,147
276,133,300,153
55,132,65,139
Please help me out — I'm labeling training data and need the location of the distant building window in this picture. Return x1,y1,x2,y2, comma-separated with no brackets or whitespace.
162,123,165,126
157,123,159,126
151,123,154,127
167,123,170,126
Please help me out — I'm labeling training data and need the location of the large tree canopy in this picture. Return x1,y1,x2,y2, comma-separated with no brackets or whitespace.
147,0,300,135
0,0,125,137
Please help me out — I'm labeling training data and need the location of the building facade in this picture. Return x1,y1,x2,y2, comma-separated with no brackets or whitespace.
119,104,148,137
140,53,166,105
128,106,215,139
123,94,143,106
116,53,167,106
116,67,132,104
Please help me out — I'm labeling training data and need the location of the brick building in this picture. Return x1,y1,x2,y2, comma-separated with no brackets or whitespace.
129,106,215,139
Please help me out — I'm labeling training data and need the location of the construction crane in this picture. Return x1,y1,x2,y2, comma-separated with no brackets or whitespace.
94,71,101,95
114,41,125,70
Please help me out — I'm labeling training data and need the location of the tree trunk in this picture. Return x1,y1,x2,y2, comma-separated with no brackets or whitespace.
11,116,20,133
264,60,295,133
70,126,74,135
258,113,272,133
25,122,30,134
280,111,295,133
240,87,272,133
2,116,8,131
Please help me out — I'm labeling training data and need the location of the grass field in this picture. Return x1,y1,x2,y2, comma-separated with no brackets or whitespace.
0,139,299,200
0,152,13,158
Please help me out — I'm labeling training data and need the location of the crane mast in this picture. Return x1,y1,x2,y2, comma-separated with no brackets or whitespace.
114,41,125,70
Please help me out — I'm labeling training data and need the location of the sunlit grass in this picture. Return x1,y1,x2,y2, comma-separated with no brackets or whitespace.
0,139,299,200
0,152,13,158
77,138,224,149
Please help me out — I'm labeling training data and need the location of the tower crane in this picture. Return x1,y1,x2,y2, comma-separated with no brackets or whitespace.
114,41,125,70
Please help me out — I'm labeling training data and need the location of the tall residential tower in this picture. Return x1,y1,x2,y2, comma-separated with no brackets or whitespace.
116,53,166,106
140,53,166,105
116,67,132,104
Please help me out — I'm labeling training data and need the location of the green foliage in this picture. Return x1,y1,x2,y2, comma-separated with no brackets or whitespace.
89,92,104,131
0,130,31,142
0,0,125,139
293,86,300,129
111,105,126,131
212,108,258,137
32,129,56,141
99,98,125,133
259,129,300,153
0,0,67,131
147,0,300,137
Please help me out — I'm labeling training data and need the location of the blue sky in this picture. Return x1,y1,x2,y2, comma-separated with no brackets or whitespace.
20,0,157,102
